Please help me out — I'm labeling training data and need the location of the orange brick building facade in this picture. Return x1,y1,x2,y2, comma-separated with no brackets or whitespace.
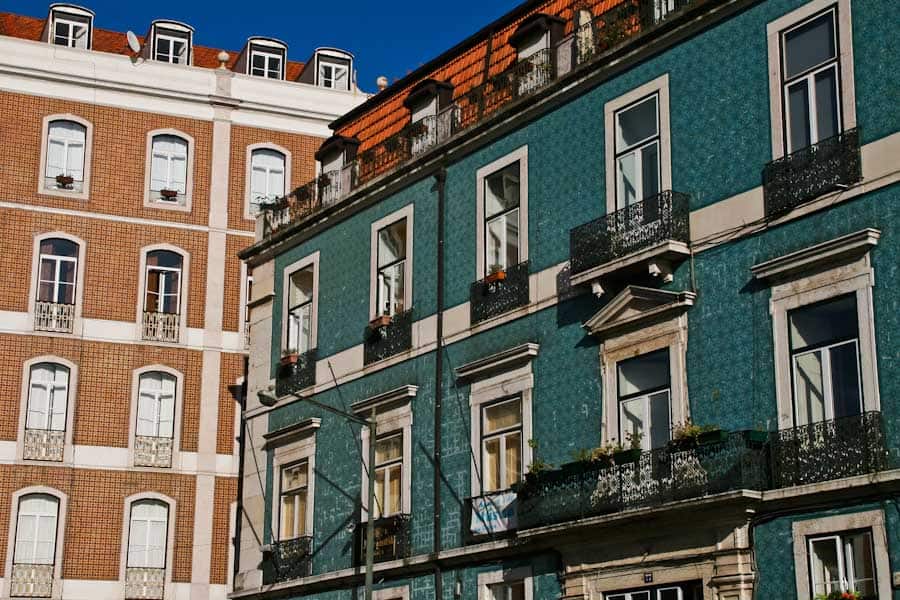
0,4,364,598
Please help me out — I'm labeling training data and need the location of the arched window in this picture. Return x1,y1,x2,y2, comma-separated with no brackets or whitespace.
250,148,286,213
45,120,86,192
14,494,59,566
144,251,183,316
24,362,70,462
127,500,169,569
136,372,176,439
149,135,188,203
37,238,78,306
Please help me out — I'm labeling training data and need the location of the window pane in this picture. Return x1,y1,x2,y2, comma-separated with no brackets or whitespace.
388,464,402,514
847,532,875,596
484,162,520,219
282,463,308,491
815,66,840,141
484,399,522,434
295,491,307,536
789,295,858,351
147,250,182,269
487,215,507,272
377,261,405,316
374,468,386,518
289,267,314,308
618,349,669,397
830,341,861,418
616,95,658,151
794,350,826,425
378,219,407,267
641,142,660,200
504,432,522,488
484,438,501,492
288,303,312,352
41,238,78,258
280,495,295,539
505,207,520,268
658,589,680,600
788,80,812,152
811,537,842,596
649,390,671,449
620,396,646,446
617,152,638,207
375,434,403,465
784,12,836,78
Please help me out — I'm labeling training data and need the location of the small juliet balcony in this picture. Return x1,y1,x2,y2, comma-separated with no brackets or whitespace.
269,535,313,584
10,563,53,598
142,312,179,343
318,162,357,209
569,191,690,296
470,261,530,325
409,105,459,158
276,348,317,398
364,308,413,365
357,513,411,564
134,435,173,468
23,429,64,462
124,567,165,600
33,301,75,333
763,128,862,218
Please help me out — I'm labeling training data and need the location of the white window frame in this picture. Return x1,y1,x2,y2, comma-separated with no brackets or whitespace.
791,509,891,600
480,396,525,493
244,143,292,220
153,33,188,64
318,60,349,90
16,356,79,464
269,419,320,543
604,75,671,215
369,205,414,320
370,586,410,600
616,349,672,451
38,114,93,200
766,0,856,160
28,232,86,334
613,94,662,209
475,146,529,280
118,493,176,589
2,487,68,599
477,566,534,600
52,17,88,48
143,129,194,211
250,49,284,80
280,252,320,356
278,460,311,540
135,244,190,343
127,365,184,468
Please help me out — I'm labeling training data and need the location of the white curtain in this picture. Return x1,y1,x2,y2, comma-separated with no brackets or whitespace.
136,372,176,438
14,495,59,565
26,363,69,431
128,501,168,568
150,135,188,193
46,121,86,180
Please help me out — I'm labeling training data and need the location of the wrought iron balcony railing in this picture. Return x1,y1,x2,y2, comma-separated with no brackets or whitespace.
270,536,313,583
763,128,862,218
570,191,690,276
258,0,703,240
357,513,411,564
517,431,768,530
134,435,174,468
364,308,414,365
770,411,888,489
141,311,179,343
10,563,53,598
23,429,65,462
124,567,165,600
275,348,318,398
470,261,530,325
34,301,75,333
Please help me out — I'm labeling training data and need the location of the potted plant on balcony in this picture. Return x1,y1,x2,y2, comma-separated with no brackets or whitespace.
408,120,428,138
697,426,729,446
815,592,863,600
746,424,769,448
160,189,179,200
317,173,331,189
366,314,392,341
485,263,507,284
612,432,642,465
522,440,552,491
55,173,74,188
280,348,299,367
668,420,703,451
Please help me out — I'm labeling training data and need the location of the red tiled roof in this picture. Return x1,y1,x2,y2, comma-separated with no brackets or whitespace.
0,12,305,76
334,0,623,152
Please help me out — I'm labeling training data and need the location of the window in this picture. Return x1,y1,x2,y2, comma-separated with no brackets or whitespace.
250,149,286,213
318,61,348,89
286,266,314,353
488,581,526,600
26,363,69,435
144,251,183,315
375,219,407,317
789,294,861,425
478,568,533,600
482,398,523,493
44,120,86,193
781,9,841,153
617,349,671,450
149,135,188,203
606,585,698,600
53,18,88,48
808,531,875,599
36,238,78,307
14,495,59,566
614,94,660,208
251,50,283,79
373,433,403,519
154,34,188,64
136,372,176,439
279,461,309,540
484,162,521,274
127,501,168,569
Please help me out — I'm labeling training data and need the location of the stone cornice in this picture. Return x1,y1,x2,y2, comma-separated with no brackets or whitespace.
454,343,539,384
751,228,880,281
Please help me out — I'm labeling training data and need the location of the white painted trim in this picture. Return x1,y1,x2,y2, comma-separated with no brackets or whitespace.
766,0,856,159
238,262,251,341
455,343,540,383
244,143,293,221
476,566,533,600
604,74,671,213
2,486,69,600
368,204,415,320
118,492,176,597
751,228,880,280
142,128,196,213
475,145,529,280
271,428,318,541
126,365,185,469
26,231,87,336
37,113,94,201
280,252,320,354
134,243,191,344
791,509,891,600
16,355,79,464
358,389,414,520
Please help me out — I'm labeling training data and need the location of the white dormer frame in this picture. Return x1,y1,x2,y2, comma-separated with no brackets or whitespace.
46,4,94,50
246,37,288,80
314,48,354,91
149,20,194,66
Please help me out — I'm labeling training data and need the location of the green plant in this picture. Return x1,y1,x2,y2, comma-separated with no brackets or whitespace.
571,440,617,464
625,430,642,450
814,591,862,600
672,419,704,442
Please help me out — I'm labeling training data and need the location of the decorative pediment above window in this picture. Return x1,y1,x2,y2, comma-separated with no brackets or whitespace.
351,385,418,416
751,228,880,282
455,343,540,384
508,13,565,50
585,285,695,338
262,418,321,449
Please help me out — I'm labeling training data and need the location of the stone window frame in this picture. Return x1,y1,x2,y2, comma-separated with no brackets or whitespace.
37,113,94,201
476,566,534,600
27,231,87,336
126,365,185,469
134,243,191,344
142,128,196,212
280,251,320,355
752,229,880,429
456,343,539,497
118,492,177,593
352,386,417,520
368,204,415,321
475,145,529,281
2,486,69,599
369,585,410,600
16,356,79,464
791,509,891,600
766,0,857,160
266,418,321,542
244,143,292,221
603,74,672,214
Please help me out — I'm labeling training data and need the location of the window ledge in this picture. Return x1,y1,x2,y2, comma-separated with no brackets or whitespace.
569,239,690,291
454,342,539,384
351,385,418,415
584,285,695,338
750,228,880,281
263,418,321,449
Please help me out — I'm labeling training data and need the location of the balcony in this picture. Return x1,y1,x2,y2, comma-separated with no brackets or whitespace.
357,514,411,564
270,536,313,583
770,411,888,489
142,311,179,343
23,429,64,462
569,191,690,294
364,308,413,365
409,106,459,158
124,567,165,600
517,431,768,530
10,563,53,598
470,261,530,325
134,435,173,468
763,128,862,218
318,163,357,209
275,348,317,398
34,301,74,333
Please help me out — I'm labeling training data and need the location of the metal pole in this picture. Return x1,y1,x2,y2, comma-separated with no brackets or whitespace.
364,407,376,600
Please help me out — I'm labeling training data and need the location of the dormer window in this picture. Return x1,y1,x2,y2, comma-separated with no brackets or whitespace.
508,13,564,95
46,5,94,49
319,62,348,89
148,20,193,66
244,38,288,80
314,135,360,204
403,80,455,155
252,51,282,79
311,48,353,90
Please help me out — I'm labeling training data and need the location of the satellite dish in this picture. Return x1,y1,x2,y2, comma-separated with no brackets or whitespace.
126,30,141,54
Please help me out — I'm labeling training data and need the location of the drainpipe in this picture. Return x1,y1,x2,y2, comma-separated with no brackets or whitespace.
232,356,249,584
433,166,447,599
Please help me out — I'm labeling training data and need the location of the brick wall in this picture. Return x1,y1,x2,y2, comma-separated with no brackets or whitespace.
217,352,244,456
223,234,252,333
210,476,238,585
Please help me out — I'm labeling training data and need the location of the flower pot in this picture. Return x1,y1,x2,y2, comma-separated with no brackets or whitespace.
55,174,74,187
280,353,299,366
667,437,697,452
612,448,641,465
698,429,729,446
160,189,179,199
369,315,392,329
485,270,506,284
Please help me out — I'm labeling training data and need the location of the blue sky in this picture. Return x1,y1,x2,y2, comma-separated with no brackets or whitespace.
6,0,522,92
